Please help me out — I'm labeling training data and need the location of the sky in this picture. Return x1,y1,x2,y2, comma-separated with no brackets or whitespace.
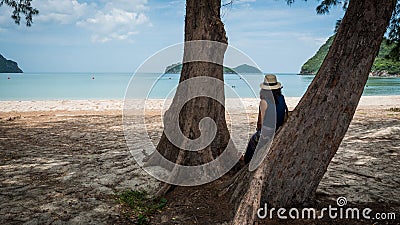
0,0,345,73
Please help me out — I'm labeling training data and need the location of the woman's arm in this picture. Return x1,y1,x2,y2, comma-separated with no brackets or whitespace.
259,99,268,125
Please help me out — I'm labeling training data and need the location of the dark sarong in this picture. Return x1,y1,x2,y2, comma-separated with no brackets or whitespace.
244,130,261,164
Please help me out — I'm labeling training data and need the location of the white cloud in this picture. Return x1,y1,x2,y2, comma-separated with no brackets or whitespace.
76,0,151,43
235,0,256,3
222,0,256,9
223,0,256,5
77,7,149,43
26,0,150,42
101,0,149,11
32,0,92,24
0,7,12,25
298,35,329,46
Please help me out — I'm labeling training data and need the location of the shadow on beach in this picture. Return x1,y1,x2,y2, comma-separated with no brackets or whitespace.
0,107,399,224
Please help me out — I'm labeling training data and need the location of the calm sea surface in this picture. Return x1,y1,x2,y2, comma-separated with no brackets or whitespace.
0,73,399,100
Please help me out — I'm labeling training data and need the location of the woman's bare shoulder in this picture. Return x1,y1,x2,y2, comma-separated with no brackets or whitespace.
260,99,267,104
260,99,268,109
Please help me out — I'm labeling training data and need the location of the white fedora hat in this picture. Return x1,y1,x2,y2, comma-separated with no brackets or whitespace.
260,74,282,90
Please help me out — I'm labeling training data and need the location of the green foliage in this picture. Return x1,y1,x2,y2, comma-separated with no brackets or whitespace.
299,35,334,74
286,0,348,14
387,2,400,61
116,190,167,224
288,0,400,60
334,19,342,33
369,39,400,74
300,35,400,75
165,63,182,74
164,63,261,74
165,62,238,74
330,1,400,60
0,0,38,26
232,64,262,74
0,54,23,73
388,1,400,42
372,58,400,75
224,66,237,74
315,0,348,14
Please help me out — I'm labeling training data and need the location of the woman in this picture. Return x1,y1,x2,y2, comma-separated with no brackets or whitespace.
243,74,288,164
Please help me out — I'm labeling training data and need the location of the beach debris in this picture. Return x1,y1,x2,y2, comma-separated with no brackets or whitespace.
6,115,21,121
388,107,400,112
342,169,381,181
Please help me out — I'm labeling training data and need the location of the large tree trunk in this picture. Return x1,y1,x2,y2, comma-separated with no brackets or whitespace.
231,0,397,223
149,0,231,194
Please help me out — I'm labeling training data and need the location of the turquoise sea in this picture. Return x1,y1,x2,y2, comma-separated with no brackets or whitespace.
0,73,399,100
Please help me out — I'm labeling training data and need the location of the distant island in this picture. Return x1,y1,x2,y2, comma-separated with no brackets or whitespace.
164,63,262,74
0,54,23,73
299,35,400,77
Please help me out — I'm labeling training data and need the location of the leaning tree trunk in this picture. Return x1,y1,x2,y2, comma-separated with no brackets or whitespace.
149,0,230,195
231,0,397,223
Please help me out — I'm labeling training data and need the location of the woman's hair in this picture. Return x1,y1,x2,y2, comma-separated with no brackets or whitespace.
260,88,282,104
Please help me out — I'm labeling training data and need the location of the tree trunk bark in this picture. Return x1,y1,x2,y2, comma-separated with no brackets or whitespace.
231,0,396,223
149,0,231,194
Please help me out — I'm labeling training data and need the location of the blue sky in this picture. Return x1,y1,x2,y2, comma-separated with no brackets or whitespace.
0,0,345,73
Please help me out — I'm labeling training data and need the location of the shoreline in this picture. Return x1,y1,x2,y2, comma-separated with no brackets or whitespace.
298,72,400,78
0,96,399,113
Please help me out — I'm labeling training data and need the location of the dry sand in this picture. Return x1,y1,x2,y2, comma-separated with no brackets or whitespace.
1,96,399,112
0,96,399,224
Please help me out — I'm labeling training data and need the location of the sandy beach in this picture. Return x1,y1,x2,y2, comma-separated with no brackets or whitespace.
0,96,399,224
1,96,400,113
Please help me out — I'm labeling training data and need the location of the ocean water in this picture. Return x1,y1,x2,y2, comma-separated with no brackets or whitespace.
0,73,399,100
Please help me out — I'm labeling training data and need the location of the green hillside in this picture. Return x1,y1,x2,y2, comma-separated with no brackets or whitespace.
0,54,23,73
164,63,261,74
232,64,262,74
299,36,400,76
